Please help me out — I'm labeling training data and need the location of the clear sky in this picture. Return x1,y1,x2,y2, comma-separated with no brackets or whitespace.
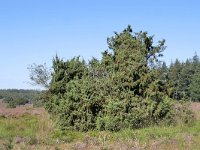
0,0,200,89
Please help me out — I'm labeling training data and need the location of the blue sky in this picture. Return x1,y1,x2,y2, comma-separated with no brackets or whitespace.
0,0,200,89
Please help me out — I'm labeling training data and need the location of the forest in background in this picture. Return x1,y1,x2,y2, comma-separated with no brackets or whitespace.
0,89,40,108
164,54,200,101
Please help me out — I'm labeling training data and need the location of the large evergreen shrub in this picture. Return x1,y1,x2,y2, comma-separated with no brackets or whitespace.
45,26,179,131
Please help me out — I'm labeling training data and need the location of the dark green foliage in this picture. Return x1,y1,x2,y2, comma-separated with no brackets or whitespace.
0,89,41,108
168,59,183,100
167,53,200,101
6,97,29,108
189,72,200,101
45,26,176,131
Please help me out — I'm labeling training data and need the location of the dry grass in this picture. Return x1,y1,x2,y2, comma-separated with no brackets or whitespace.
1,102,200,149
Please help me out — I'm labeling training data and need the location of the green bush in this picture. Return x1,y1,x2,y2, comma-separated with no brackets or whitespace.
44,26,192,131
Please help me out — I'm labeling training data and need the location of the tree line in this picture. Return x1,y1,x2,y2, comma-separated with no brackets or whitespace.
161,54,200,101
0,89,41,108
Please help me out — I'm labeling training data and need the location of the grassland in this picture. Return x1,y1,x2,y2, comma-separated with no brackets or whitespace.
1,103,200,149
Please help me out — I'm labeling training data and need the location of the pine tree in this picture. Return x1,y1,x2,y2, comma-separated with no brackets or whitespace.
168,59,183,100
189,72,200,101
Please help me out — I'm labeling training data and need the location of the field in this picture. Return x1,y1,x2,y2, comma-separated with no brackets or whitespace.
1,100,200,150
